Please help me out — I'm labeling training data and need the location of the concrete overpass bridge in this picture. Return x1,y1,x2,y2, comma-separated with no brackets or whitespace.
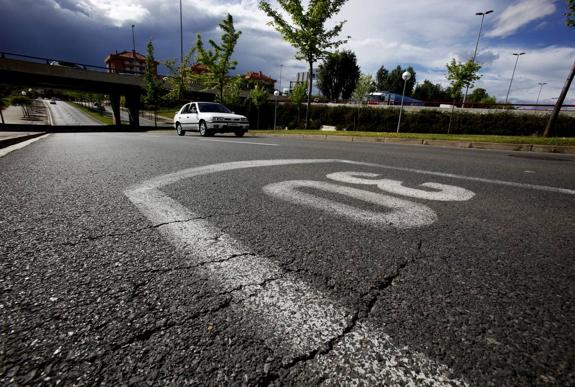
0,53,145,126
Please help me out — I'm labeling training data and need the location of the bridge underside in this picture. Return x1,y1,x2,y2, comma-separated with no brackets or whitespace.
0,58,143,127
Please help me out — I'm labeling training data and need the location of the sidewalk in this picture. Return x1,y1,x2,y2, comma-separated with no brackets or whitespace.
1,101,49,125
0,131,46,149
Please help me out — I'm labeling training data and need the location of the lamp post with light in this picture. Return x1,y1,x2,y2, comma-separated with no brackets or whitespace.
535,82,547,106
273,90,280,130
505,52,526,104
396,71,412,133
463,10,494,107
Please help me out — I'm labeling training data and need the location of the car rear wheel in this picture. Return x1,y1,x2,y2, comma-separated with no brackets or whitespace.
234,131,246,137
199,121,212,137
176,123,186,136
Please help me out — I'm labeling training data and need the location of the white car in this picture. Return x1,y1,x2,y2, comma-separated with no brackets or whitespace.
173,102,249,137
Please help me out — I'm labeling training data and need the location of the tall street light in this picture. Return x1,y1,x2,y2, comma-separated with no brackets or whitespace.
463,10,494,107
505,52,526,104
535,82,547,106
179,0,184,66
279,64,283,93
273,90,280,130
396,71,412,133
131,24,136,53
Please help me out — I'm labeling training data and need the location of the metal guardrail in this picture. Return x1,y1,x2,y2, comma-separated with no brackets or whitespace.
1,51,109,73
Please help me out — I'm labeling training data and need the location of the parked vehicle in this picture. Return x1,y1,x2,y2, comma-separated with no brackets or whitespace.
173,102,249,137
49,60,86,70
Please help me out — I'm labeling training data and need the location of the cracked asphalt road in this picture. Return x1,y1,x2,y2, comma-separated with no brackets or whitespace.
1,132,574,386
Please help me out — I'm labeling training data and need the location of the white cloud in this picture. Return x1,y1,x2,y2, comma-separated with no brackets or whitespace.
486,0,556,38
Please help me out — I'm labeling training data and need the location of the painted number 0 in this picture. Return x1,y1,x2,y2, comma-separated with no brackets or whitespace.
262,172,475,229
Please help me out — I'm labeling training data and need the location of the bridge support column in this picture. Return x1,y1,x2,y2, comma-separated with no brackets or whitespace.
125,92,140,128
110,93,122,126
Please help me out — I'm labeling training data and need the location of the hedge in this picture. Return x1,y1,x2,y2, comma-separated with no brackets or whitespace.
229,102,574,137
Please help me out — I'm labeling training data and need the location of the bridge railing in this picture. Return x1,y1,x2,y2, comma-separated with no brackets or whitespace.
1,51,109,73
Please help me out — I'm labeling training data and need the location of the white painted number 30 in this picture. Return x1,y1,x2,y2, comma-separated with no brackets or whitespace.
263,172,475,229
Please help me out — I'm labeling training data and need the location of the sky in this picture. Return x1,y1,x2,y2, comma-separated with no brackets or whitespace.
0,0,573,104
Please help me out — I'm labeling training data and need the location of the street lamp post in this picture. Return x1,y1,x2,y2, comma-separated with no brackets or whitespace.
535,82,547,106
279,64,283,94
131,24,136,53
463,10,493,107
179,0,184,66
505,52,526,104
273,90,280,130
396,71,412,133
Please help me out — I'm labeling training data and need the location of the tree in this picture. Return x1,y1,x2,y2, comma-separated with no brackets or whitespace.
352,73,375,129
144,40,160,126
544,1,575,136
446,59,482,100
468,88,496,105
250,84,268,129
195,14,242,102
223,75,243,108
163,48,197,103
375,66,389,91
413,80,449,102
317,50,360,101
378,65,417,96
446,59,481,133
259,0,349,129
289,81,307,128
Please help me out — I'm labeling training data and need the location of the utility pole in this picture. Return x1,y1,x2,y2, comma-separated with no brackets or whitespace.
544,61,575,137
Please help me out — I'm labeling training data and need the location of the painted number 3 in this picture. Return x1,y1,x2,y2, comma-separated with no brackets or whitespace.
262,172,475,229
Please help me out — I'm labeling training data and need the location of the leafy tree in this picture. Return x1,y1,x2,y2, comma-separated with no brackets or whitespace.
352,74,375,103
163,48,197,103
144,40,160,125
195,14,242,102
378,65,417,96
317,50,360,101
352,74,375,130
413,80,449,102
375,66,389,91
468,88,496,105
223,75,243,108
289,81,307,127
446,59,482,100
250,84,268,129
544,0,575,136
259,0,349,129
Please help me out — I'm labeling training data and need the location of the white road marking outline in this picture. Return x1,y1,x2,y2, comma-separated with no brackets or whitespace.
194,138,279,146
263,180,437,228
124,159,469,385
0,134,50,158
326,171,476,201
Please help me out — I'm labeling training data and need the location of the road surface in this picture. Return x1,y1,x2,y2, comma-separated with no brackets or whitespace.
1,132,574,385
44,100,103,126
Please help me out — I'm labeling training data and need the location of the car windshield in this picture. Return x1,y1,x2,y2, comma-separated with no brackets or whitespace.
197,103,232,113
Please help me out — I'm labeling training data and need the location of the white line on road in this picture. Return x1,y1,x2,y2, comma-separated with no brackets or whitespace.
0,134,50,158
124,159,468,385
194,138,279,146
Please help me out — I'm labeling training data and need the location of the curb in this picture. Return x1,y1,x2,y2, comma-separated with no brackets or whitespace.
249,133,575,155
0,132,47,149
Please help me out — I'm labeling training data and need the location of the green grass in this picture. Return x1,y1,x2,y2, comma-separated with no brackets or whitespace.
157,108,179,120
73,103,114,125
251,130,575,146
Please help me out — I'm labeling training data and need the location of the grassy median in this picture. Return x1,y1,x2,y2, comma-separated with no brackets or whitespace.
73,103,114,125
250,130,575,147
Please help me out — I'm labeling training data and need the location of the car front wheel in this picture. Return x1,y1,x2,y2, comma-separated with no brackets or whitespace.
176,123,186,136
199,121,212,137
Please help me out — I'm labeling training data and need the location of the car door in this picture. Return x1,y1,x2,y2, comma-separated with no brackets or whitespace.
179,104,191,130
189,103,199,129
